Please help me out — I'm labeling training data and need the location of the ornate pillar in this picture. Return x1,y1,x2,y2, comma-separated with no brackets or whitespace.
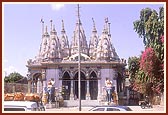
42,69,47,105
86,80,90,100
58,68,62,88
97,70,101,101
86,71,90,100
28,80,31,93
31,81,34,93
27,71,31,93
37,78,41,94
113,70,118,93
42,69,47,93
70,71,74,100
113,70,118,105
70,80,74,100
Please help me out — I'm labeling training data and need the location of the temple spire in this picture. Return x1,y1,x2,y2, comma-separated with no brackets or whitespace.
104,17,109,34
53,25,56,31
92,18,96,32
76,4,81,24
61,20,65,32
71,4,88,55
45,25,48,34
105,17,108,23
40,18,44,36
50,19,53,32
102,25,106,33
108,22,111,37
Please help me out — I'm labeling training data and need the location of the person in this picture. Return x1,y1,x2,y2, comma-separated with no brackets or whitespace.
47,81,52,102
105,78,113,103
50,78,55,86
104,78,109,101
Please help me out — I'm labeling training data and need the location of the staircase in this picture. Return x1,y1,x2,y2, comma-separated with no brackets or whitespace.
63,100,117,107
63,100,99,107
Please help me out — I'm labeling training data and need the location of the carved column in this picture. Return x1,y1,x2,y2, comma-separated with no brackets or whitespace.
113,70,118,105
58,69,62,88
28,80,31,93
97,70,101,101
42,69,47,105
37,78,41,94
86,71,90,100
70,80,74,100
113,70,118,93
42,69,47,93
27,78,31,93
27,71,31,93
86,80,91,100
70,71,74,100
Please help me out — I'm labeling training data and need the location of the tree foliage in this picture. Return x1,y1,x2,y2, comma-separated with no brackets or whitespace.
140,47,160,79
4,72,23,83
134,7,164,65
133,7,164,48
131,7,164,95
128,56,140,79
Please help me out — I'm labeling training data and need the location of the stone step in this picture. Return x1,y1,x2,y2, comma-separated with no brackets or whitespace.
100,101,117,106
63,100,99,107
46,100,117,108
46,102,60,109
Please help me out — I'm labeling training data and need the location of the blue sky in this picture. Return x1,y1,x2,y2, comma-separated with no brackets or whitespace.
3,3,164,76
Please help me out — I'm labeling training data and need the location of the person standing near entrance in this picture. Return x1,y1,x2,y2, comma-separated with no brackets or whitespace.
47,79,55,103
105,78,113,103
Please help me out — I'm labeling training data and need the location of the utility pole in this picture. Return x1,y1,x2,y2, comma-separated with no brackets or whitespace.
77,4,81,111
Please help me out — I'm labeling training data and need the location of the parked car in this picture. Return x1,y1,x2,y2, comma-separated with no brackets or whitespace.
38,101,45,111
4,101,45,111
89,105,132,111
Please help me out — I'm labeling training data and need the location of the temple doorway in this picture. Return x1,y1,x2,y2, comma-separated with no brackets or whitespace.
32,73,42,93
74,72,86,100
117,73,123,93
89,71,98,100
62,72,71,100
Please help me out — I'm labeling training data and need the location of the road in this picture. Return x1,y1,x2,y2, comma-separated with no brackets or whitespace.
45,105,165,112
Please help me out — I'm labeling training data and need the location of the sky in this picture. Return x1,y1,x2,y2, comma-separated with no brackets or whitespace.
3,2,164,76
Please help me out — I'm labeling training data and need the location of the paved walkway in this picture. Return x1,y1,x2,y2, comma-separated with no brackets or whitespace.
45,106,92,112
127,105,165,112
45,105,165,112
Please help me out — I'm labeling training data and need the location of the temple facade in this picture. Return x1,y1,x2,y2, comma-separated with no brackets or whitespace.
26,10,127,102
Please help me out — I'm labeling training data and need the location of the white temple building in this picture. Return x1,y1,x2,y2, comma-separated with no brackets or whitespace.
26,7,127,105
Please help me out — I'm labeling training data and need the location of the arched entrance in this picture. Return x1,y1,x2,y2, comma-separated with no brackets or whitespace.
32,73,42,93
89,71,98,100
74,72,86,100
62,72,71,100
117,73,123,93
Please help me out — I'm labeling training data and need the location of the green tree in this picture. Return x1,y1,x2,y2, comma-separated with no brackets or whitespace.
128,57,146,94
133,8,152,46
133,7,164,48
4,77,10,83
4,72,23,83
133,7,164,95
134,7,164,63
128,56,140,80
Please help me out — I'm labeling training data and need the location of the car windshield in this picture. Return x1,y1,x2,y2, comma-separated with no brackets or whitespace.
89,106,132,111
92,108,105,111
124,107,132,111
4,108,25,111
107,108,120,111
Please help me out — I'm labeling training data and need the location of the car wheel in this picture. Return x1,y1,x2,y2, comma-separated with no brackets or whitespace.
141,103,146,109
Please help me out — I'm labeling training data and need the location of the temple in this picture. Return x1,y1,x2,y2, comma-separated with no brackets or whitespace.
26,6,127,105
